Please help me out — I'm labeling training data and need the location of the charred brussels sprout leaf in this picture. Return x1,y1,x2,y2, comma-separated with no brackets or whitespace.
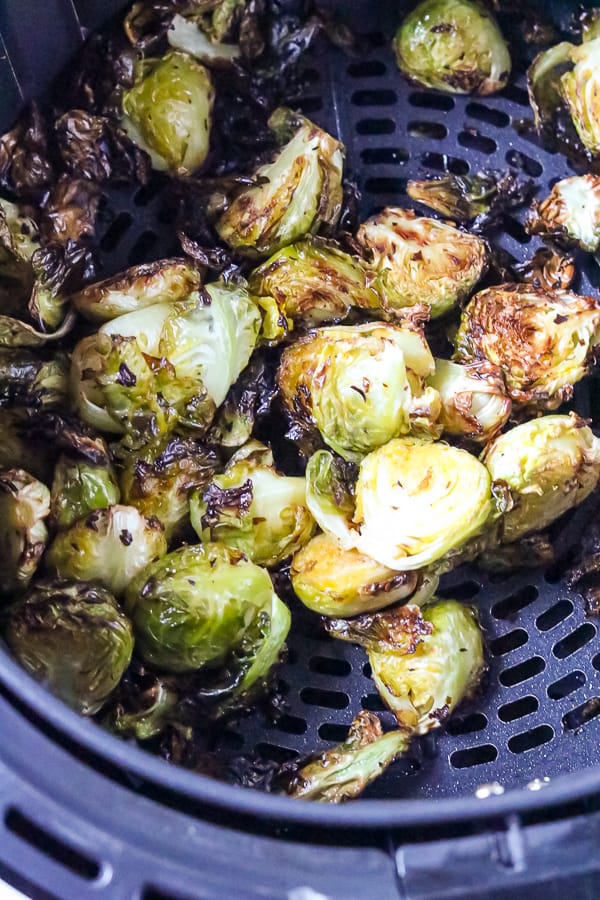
483,413,600,544
527,175,600,253
122,51,215,175
325,603,434,655
4,579,133,715
394,0,511,95
0,103,53,200
46,505,167,596
191,441,315,567
407,171,531,230
454,284,600,410
284,712,410,802
0,350,69,410
215,108,344,258
208,352,277,449
54,109,150,185
357,208,488,319
514,247,575,292
278,323,441,462
51,454,121,530
0,468,50,595
0,410,53,481
428,358,511,443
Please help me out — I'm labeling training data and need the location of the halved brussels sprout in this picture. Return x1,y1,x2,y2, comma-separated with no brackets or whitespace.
483,413,600,544
125,544,291,699
357,208,488,319
285,711,410,802
122,51,215,175
191,440,314,567
428,358,511,444
51,453,121,530
248,237,379,330
215,108,344,258
526,175,600,253
46,504,167,596
71,259,203,323
278,323,441,462
0,350,69,411
4,578,133,715
0,468,50,594
454,284,600,410
394,0,511,95
561,39,600,157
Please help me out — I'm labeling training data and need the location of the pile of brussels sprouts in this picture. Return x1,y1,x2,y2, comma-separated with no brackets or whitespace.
1,0,600,803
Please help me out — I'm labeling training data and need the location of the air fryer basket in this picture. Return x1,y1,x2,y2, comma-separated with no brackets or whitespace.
2,0,600,897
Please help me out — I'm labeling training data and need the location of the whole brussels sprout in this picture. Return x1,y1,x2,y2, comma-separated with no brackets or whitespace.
454,284,600,410
215,108,344,258
428,358,511,444
0,468,50,595
122,51,215,175
190,441,315,567
357,208,488,319
125,544,291,704
46,505,167,596
278,323,442,462
4,578,133,715
527,175,600,253
483,413,600,544
51,454,120,530
394,0,511,95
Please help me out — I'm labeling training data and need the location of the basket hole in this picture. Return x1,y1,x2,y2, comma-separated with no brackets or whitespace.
356,118,395,135
498,695,538,722
143,890,197,900
347,59,387,78
505,149,544,177
502,216,532,244
445,712,488,736
362,692,386,712
352,88,397,107
5,808,100,880
361,147,409,165
438,580,480,602
457,131,497,155
318,722,352,742
489,628,529,657
536,599,574,631
128,231,158,266
362,661,372,678
508,724,554,754
449,744,498,768
274,714,307,736
503,84,530,106
492,585,538,620
553,623,597,660
300,687,349,710
421,152,469,175
363,177,407,194
547,671,586,700
133,176,165,207
563,698,600,732
499,655,545,687
408,121,448,140
296,97,323,114
99,211,133,252
308,656,352,677
409,92,455,111
466,103,510,128
593,653,600,671
254,742,298,764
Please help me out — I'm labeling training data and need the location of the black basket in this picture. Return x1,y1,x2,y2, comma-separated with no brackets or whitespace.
2,1,600,897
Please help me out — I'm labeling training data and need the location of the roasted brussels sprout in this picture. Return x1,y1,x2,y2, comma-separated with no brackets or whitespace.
4,579,133,715
454,284,600,410
394,0,511,95
527,175,600,253
327,599,486,734
514,247,575,293
122,51,215,175
278,323,441,462
407,170,526,228
306,439,494,572
46,505,167,596
215,108,344,258
357,208,487,319
284,711,410,802
125,544,291,705
428,358,511,444
483,413,600,543
0,468,50,594
248,237,379,330
71,259,203,323
190,441,315,567
0,350,69,411
51,453,120,530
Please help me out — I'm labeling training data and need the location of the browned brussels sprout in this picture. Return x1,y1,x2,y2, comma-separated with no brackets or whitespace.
0,468,50,594
428,358,511,444
527,175,600,253
51,451,121,530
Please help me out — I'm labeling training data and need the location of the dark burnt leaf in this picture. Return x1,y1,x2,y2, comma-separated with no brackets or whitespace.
55,110,151,185
61,30,137,118
514,246,575,291
201,479,254,528
210,352,278,446
29,412,112,465
178,228,233,270
31,240,96,296
324,605,433,654
40,176,101,245
0,104,54,200
479,532,555,573
124,0,186,53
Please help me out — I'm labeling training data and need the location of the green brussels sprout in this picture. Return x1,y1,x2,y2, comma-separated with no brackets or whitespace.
0,350,69,410
119,436,219,543
285,711,410,802
454,284,600,410
327,599,486,734
71,259,203,324
394,0,511,95
51,454,120,530
122,51,215,175
291,531,439,617
482,413,600,544
46,505,167,596
0,468,50,595
527,175,600,253
71,283,261,445
191,441,315,567
125,544,291,702
306,439,494,572
278,323,442,462
4,579,133,715
248,237,379,330
428,358,511,444
357,208,488,319
215,108,344,258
